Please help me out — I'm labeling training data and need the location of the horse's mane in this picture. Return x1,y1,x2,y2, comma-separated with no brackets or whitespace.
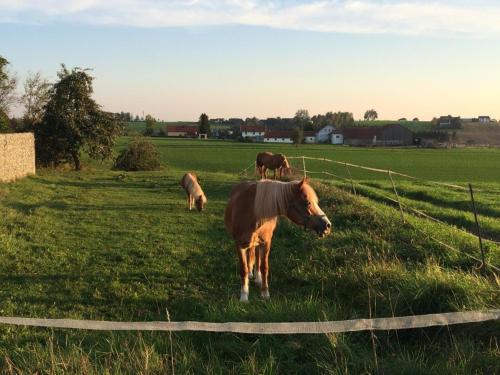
185,173,206,201
254,180,298,220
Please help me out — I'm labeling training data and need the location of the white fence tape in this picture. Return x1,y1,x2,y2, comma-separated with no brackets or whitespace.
0,310,498,334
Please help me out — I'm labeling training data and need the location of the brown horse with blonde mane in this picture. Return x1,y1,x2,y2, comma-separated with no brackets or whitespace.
225,178,331,302
256,152,291,179
180,172,207,211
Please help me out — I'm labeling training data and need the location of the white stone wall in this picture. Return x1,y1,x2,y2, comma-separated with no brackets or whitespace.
0,133,36,182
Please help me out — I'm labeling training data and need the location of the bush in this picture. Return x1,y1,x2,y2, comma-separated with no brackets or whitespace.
113,137,161,171
0,110,9,133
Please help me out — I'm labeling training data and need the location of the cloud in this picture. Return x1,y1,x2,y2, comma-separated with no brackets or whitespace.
2,0,500,36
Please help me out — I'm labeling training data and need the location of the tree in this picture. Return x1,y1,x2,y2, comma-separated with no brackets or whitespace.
291,127,303,147
294,109,311,130
198,113,210,136
364,109,378,121
332,112,354,129
0,55,17,115
413,117,419,122
143,114,155,136
35,65,123,170
21,72,51,129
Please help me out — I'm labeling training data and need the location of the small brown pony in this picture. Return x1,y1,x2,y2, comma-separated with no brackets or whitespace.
180,172,207,211
225,178,331,302
256,152,291,179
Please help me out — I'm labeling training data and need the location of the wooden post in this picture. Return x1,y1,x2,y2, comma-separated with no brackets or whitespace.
388,171,405,223
302,156,307,178
345,162,356,195
468,183,486,271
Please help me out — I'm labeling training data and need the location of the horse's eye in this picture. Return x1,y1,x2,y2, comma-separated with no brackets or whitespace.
305,200,311,207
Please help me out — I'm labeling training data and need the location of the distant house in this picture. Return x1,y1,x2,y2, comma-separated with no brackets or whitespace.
343,124,413,146
437,115,461,129
316,125,335,143
330,130,344,145
303,131,316,144
166,126,198,138
241,125,265,140
264,130,293,143
478,116,491,123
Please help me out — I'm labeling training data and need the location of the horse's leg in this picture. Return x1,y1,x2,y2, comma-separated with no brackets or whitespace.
187,193,191,210
259,242,271,299
247,247,256,279
273,169,277,180
254,244,263,286
237,245,250,302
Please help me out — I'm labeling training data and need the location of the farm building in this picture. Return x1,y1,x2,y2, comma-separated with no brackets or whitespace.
303,131,316,143
343,124,413,146
478,116,491,123
166,126,198,137
263,130,293,143
240,125,265,140
330,130,344,144
315,125,335,143
437,115,461,129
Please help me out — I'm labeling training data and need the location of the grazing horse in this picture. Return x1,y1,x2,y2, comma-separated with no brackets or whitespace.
180,172,207,211
225,178,331,302
256,152,291,180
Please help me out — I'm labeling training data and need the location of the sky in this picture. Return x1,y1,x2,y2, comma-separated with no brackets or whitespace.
1,0,499,121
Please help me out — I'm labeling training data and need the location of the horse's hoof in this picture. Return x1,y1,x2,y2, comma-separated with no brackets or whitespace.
248,270,254,279
260,290,270,300
239,293,249,303
254,273,262,286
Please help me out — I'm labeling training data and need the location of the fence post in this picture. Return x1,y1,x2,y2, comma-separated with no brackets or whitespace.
468,183,486,271
345,162,356,195
388,171,405,223
302,156,307,178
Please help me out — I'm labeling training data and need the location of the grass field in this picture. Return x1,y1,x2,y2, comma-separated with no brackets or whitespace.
0,138,499,373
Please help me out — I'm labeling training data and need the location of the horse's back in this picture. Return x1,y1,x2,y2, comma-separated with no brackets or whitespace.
181,172,197,187
225,181,257,235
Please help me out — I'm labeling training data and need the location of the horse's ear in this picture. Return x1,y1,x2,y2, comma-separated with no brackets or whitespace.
299,177,308,187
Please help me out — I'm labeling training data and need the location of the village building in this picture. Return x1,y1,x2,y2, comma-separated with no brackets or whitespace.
263,130,293,143
303,131,316,143
478,116,491,123
240,125,265,140
330,129,344,144
342,124,413,146
315,125,335,143
437,115,461,129
166,126,198,138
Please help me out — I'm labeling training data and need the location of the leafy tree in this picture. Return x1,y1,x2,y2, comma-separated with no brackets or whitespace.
413,117,419,122
21,72,51,130
198,113,210,136
364,109,378,121
332,112,354,129
294,109,311,130
0,56,17,115
35,65,123,170
143,114,155,136
291,127,303,147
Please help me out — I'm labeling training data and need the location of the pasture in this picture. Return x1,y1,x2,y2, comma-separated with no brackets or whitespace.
0,138,499,373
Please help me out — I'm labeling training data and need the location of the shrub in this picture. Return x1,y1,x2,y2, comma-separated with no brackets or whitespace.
113,137,161,171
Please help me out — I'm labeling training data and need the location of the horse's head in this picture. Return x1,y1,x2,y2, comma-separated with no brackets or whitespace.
281,157,292,175
287,179,331,237
196,194,207,211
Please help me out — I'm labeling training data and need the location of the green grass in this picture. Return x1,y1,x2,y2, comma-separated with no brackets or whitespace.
0,138,499,373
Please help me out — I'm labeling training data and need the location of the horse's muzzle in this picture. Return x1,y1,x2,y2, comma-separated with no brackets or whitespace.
315,216,331,238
